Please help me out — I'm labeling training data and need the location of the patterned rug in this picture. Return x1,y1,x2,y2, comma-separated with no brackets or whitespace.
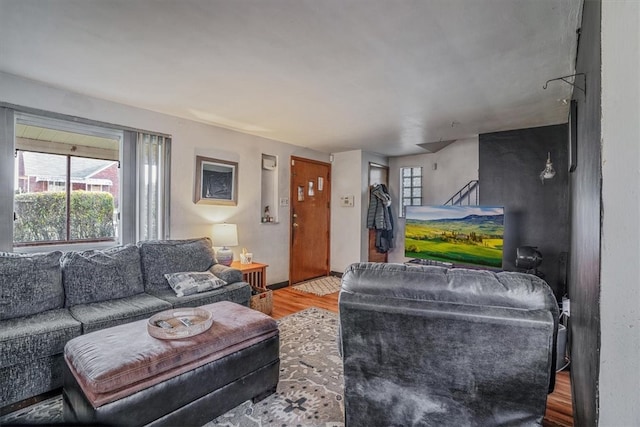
293,276,342,296
0,308,344,427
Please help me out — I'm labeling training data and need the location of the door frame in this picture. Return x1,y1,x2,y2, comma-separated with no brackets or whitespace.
368,162,389,262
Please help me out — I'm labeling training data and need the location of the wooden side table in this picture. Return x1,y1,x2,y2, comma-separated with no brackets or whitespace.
230,261,269,289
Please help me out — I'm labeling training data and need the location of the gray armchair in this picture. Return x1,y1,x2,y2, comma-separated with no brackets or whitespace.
339,263,559,427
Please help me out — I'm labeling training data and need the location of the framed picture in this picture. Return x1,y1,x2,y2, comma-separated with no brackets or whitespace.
568,99,578,173
194,156,238,205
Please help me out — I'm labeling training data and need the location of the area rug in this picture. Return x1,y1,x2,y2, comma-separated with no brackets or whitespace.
0,308,345,427
293,276,342,296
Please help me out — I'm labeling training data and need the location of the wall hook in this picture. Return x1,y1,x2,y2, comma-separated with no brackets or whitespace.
543,73,586,95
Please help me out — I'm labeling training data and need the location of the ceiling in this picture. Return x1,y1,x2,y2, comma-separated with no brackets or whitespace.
0,0,583,157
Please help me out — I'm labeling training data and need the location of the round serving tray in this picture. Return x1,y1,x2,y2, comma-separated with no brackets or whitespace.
147,307,213,339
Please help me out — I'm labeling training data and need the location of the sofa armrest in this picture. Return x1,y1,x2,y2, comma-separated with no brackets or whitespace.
209,264,243,284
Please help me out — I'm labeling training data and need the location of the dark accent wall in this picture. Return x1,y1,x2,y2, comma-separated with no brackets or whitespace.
479,124,569,298
569,1,601,425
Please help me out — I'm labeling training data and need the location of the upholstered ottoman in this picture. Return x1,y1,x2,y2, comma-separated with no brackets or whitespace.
62,301,279,427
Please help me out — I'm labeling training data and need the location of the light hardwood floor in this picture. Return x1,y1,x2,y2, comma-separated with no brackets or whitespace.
271,286,573,427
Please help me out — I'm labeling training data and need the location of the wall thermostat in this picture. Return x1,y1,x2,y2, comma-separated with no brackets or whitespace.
340,195,355,207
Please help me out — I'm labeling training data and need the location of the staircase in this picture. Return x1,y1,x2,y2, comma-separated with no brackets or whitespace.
444,180,479,205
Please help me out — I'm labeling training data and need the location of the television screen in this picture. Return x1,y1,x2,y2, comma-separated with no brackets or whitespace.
404,205,504,268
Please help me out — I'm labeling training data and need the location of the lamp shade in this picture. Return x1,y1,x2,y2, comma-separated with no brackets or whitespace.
212,223,238,247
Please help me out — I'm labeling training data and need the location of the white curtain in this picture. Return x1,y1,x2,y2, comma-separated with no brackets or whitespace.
136,132,171,241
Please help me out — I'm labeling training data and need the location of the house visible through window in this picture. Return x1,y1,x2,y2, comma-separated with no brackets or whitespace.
400,167,422,216
13,118,122,246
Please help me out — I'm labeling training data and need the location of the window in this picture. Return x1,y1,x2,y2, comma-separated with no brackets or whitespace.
400,167,422,216
0,109,171,251
47,181,66,192
13,117,121,246
14,152,120,245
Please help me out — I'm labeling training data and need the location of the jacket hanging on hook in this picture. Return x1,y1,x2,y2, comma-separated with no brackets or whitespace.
367,184,394,253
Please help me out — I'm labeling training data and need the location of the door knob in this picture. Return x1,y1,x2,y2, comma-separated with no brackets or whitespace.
293,213,298,218
293,223,299,228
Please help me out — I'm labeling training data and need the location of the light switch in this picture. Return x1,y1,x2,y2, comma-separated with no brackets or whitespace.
279,197,289,207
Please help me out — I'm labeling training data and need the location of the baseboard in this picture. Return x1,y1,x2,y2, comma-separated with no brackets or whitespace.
266,281,289,291
330,271,343,278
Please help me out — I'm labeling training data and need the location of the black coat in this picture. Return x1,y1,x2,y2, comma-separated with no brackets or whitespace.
366,184,394,253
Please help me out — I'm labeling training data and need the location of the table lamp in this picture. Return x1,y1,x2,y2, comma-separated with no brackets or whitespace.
212,223,238,266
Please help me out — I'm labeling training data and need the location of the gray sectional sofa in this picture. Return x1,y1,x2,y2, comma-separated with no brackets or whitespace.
0,237,251,407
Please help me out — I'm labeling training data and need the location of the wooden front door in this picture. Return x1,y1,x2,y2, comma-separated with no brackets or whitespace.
289,156,331,284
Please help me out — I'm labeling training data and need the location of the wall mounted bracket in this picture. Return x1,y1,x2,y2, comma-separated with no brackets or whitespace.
543,73,586,95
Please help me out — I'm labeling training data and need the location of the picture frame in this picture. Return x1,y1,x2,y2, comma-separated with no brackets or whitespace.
568,99,578,173
194,156,238,205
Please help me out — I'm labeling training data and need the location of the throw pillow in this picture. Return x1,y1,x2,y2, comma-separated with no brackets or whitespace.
164,271,227,297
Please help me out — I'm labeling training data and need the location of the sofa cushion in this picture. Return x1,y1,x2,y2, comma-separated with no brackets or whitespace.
69,293,172,334
138,238,217,292
0,251,64,320
148,281,251,309
164,271,227,297
0,308,82,368
62,245,145,307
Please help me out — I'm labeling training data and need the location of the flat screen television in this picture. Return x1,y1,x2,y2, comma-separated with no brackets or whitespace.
404,205,504,268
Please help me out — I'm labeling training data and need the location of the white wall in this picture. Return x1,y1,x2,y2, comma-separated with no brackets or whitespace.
0,72,328,285
387,137,479,263
330,150,363,273
599,1,640,424
330,149,389,273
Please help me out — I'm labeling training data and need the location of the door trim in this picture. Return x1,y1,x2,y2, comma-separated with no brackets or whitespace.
368,162,389,263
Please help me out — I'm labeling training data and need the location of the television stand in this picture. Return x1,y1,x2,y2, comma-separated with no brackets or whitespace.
406,258,453,268
406,258,505,273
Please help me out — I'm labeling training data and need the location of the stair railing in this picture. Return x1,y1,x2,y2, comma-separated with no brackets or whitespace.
444,180,479,206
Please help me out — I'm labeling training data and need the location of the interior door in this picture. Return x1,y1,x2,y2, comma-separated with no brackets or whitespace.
289,156,331,284
368,163,389,262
